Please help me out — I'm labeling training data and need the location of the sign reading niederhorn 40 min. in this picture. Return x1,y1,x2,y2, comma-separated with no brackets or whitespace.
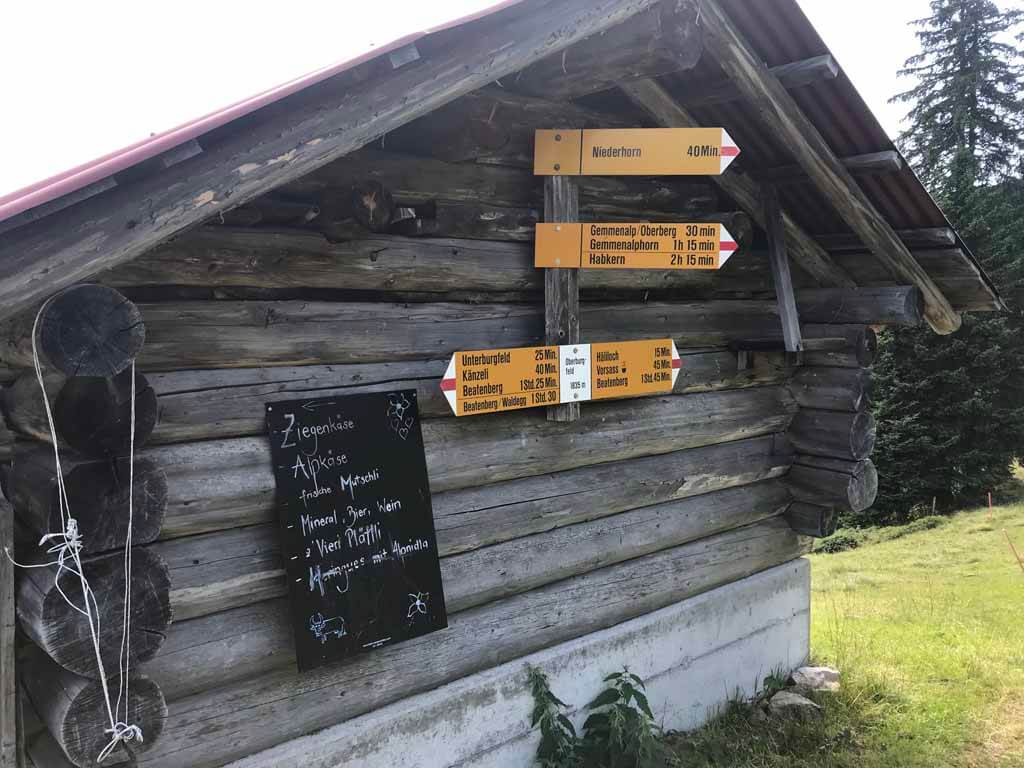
533,128,740,176
535,222,738,270
266,391,447,672
441,339,681,416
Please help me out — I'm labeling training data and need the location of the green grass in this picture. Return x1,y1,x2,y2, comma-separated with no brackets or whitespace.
666,502,1024,767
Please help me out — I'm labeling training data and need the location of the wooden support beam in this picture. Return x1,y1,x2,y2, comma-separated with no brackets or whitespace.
544,176,581,422
0,0,664,323
508,0,702,100
791,367,872,412
760,151,903,185
789,408,876,461
698,0,960,334
815,227,956,252
620,78,856,289
0,498,15,768
679,53,839,107
763,184,803,355
784,502,838,538
789,455,877,512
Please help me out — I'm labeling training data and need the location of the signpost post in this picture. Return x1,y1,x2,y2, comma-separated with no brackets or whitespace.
535,222,738,270
534,128,740,176
440,339,681,416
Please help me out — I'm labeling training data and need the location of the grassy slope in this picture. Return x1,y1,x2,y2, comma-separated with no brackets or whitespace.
670,503,1024,767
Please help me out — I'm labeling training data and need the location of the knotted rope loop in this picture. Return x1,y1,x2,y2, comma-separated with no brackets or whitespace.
97,722,144,762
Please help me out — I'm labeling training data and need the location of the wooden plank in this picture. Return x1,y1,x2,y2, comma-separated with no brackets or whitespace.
0,499,15,768
155,478,791,637
99,219,760,298
138,518,804,768
790,366,871,412
789,455,878,512
151,387,797,540
141,347,784,445
146,480,792,699
620,78,856,289
285,147,717,219
699,0,960,334
816,227,956,252
760,151,903,185
763,184,803,353
679,54,839,107
0,0,664,323
544,176,581,422
0,297,910,375
508,0,701,99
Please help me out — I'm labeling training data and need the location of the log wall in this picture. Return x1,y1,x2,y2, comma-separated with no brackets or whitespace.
1,82,895,768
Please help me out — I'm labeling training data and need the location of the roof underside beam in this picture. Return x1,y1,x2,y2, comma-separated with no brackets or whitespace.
0,0,666,323
698,0,960,334
620,78,856,289
678,53,839,107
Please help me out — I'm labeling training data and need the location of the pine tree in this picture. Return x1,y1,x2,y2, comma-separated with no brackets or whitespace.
866,1,1024,524
891,0,1023,204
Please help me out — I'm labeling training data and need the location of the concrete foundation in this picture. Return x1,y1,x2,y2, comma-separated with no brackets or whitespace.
230,558,810,768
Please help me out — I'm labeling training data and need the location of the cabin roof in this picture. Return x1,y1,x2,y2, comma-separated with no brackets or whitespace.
0,0,1002,324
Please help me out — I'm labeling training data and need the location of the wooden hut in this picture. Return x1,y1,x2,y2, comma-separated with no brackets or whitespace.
0,1,1001,766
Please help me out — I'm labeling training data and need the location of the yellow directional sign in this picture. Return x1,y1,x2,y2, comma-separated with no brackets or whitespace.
441,339,681,416
535,222,738,270
534,128,740,176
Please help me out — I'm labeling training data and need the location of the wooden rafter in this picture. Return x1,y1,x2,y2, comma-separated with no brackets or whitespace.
760,151,903,185
680,53,839,107
620,78,856,288
698,0,960,334
0,0,664,323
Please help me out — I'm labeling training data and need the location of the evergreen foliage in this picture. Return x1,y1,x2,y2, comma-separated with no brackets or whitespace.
868,0,1024,524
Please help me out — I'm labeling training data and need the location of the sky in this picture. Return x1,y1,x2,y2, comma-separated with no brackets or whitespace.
0,0,987,201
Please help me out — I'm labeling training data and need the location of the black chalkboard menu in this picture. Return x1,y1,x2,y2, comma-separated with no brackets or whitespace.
266,390,447,671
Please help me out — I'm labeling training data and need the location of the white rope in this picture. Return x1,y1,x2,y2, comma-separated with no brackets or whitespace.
3,298,142,763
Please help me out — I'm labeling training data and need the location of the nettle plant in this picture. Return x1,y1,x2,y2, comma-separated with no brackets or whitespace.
528,666,675,768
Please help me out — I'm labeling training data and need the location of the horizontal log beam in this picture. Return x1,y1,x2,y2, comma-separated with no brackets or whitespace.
508,0,701,99
156,477,791,632
678,53,839,107
788,454,878,512
699,0,960,334
17,546,172,679
816,227,956,252
789,408,876,461
151,388,796,540
796,286,923,327
142,519,805,767
802,324,877,368
790,366,872,412
101,222,757,297
0,294,917,374
0,0,664,323
784,502,837,538
146,480,792,700
6,448,167,555
760,151,903,185
23,652,166,767
286,147,717,220
620,78,857,289
140,347,784,446
381,86,628,167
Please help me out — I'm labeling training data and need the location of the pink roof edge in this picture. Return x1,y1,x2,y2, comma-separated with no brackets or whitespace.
0,0,522,226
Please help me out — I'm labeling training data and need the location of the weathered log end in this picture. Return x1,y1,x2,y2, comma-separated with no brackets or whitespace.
789,408,876,460
1,371,67,442
784,502,838,538
788,455,878,513
802,324,877,368
798,286,924,327
791,367,872,412
7,448,167,555
17,546,172,678
55,369,158,459
38,285,145,378
24,652,166,768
